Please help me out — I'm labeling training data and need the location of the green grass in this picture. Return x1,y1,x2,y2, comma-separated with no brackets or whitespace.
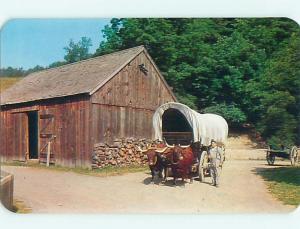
0,77,22,93
1,161,148,177
258,166,300,206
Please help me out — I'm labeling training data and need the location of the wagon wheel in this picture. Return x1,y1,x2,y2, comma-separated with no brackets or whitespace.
221,146,226,164
266,147,275,165
290,146,298,166
199,151,209,182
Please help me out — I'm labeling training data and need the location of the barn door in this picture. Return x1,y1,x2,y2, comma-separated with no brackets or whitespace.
27,111,39,159
39,113,55,164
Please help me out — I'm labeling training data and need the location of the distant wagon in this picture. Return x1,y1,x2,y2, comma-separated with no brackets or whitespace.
266,145,299,166
0,46,176,168
152,102,228,181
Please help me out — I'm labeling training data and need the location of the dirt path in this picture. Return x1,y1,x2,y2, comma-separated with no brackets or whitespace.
1,134,297,213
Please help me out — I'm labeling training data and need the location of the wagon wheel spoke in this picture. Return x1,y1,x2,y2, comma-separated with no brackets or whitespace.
266,146,275,165
290,146,298,166
198,151,208,182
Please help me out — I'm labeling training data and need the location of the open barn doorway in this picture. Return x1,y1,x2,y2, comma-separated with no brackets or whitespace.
27,111,39,159
162,108,193,145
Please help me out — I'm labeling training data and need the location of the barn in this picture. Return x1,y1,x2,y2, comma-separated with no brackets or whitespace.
0,46,176,168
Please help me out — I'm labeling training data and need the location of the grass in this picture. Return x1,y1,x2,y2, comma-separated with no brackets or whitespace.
1,161,148,177
0,77,22,93
258,166,300,206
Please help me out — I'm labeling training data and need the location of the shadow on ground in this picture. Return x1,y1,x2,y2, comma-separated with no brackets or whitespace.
142,176,213,187
253,166,300,186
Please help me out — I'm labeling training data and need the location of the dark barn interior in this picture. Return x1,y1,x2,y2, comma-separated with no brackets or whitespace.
162,108,193,145
27,111,38,159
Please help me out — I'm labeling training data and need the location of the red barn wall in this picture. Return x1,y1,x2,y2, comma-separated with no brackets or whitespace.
90,51,175,144
0,95,92,167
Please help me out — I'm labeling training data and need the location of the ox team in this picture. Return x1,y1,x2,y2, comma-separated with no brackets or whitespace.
140,140,223,187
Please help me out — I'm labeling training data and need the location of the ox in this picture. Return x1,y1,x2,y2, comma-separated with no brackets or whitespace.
139,143,172,183
163,144,195,185
139,144,165,183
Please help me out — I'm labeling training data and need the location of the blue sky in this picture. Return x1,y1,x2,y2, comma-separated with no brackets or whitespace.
0,19,111,69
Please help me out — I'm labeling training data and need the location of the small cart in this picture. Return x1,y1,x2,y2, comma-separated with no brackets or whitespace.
266,145,299,166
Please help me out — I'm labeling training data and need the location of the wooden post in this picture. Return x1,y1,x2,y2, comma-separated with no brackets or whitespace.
46,141,51,167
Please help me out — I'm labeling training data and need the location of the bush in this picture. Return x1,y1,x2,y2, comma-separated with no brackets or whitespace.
175,92,198,110
204,103,247,127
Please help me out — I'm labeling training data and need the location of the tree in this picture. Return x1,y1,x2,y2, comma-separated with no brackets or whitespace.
248,33,300,146
64,37,92,63
0,67,25,77
48,61,67,68
95,18,300,145
204,103,247,127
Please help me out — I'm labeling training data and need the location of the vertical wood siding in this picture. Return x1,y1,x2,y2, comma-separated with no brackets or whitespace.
90,51,175,145
0,95,91,167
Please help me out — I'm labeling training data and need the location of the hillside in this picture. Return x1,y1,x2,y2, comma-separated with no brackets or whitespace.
0,77,22,93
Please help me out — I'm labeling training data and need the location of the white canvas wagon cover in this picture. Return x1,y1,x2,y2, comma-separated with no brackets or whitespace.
153,102,228,146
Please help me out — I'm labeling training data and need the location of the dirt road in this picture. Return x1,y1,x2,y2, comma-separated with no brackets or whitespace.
1,160,295,214
1,134,297,213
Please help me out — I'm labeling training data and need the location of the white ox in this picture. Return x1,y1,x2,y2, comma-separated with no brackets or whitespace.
153,102,228,146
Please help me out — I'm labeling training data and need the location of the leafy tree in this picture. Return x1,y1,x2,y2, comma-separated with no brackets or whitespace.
26,65,45,74
204,103,247,127
64,37,92,63
48,61,67,68
93,18,300,145
0,67,25,77
248,33,300,146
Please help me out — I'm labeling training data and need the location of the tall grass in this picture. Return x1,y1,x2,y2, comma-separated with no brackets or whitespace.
0,77,22,93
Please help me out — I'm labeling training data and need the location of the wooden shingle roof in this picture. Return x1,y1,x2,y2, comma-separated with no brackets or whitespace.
1,46,148,105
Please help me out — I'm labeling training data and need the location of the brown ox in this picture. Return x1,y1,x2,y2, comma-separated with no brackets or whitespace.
139,143,167,183
165,145,195,185
139,142,176,183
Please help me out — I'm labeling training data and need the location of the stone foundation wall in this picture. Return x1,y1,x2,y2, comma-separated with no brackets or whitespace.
91,138,158,169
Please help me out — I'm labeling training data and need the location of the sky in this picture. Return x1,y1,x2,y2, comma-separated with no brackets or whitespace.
0,19,111,69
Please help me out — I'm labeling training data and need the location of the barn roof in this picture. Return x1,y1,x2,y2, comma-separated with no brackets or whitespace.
0,46,175,105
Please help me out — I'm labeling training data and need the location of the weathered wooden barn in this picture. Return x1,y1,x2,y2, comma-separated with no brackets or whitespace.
0,46,176,167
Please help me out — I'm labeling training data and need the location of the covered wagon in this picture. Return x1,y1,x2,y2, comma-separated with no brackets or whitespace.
152,102,228,181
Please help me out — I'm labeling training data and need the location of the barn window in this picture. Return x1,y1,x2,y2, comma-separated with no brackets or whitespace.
162,108,193,145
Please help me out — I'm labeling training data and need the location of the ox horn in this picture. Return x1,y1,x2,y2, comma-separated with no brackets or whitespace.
137,147,148,153
155,147,168,153
137,143,153,153
165,142,175,148
180,144,191,148
137,144,149,153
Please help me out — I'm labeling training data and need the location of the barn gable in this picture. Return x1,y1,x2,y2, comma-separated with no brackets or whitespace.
90,49,176,144
1,46,173,105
